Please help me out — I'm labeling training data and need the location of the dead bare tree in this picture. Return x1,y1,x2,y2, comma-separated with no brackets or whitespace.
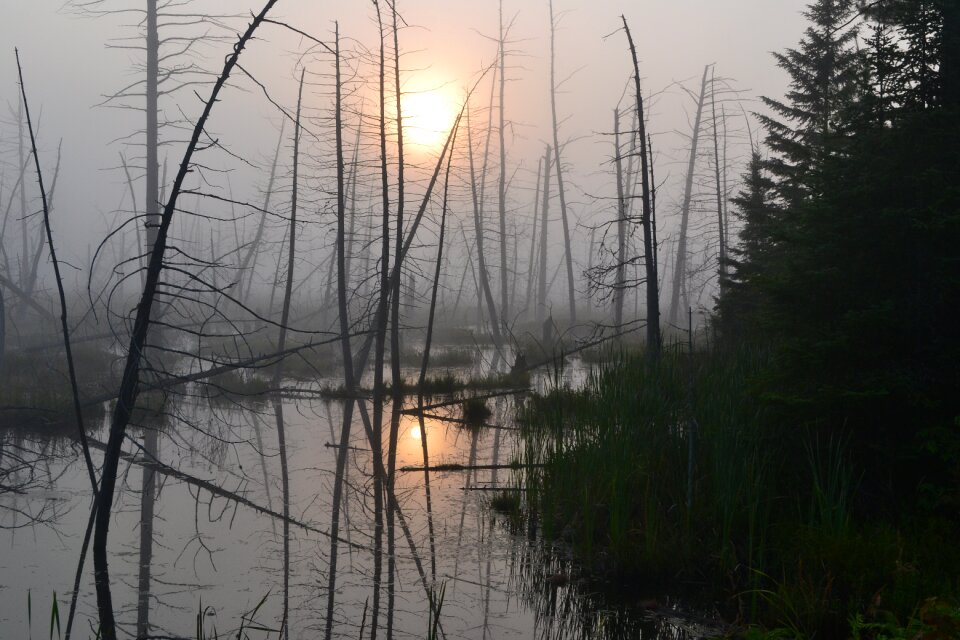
613,108,628,330
669,65,709,327
523,156,543,318
272,67,305,640
549,0,577,325
498,0,511,328
90,5,278,637
15,50,97,495
326,22,360,640
66,0,235,271
467,100,504,348
234,119,286,306
710,66,728,293
415,121,459,586
537,144,552,327
621,16,661,359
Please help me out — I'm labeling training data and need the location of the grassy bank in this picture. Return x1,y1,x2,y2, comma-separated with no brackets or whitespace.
519,348,960,638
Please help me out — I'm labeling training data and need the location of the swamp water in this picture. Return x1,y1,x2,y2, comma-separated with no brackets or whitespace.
1,353,713,639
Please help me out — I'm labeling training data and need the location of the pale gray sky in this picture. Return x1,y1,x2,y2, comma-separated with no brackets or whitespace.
0,1,809,299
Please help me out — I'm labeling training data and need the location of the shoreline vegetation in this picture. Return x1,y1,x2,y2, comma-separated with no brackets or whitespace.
518,345,960,639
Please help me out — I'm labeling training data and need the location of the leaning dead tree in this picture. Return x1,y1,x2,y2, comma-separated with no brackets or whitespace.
621,16,660,359
467,99,504,350
668,65,709,328
15,50,98,494
91,4,278,638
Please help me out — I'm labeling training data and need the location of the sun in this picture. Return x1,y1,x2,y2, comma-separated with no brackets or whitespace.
402,88,456,151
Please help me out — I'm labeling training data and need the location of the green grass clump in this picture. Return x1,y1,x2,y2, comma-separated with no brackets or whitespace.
489,489,524,531
462,397,492,425
490,489,521,511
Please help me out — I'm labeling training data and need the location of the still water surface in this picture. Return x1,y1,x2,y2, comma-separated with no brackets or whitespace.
1,356,706,639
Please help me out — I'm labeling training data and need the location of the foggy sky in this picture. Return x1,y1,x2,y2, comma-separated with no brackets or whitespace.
0,1,808,295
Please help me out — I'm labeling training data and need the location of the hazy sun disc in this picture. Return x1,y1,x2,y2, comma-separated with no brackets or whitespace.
402,89,455,150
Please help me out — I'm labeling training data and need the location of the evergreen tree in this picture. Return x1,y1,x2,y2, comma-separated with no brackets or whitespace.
715,151,778,339
720,0,960,500
758,0,862,204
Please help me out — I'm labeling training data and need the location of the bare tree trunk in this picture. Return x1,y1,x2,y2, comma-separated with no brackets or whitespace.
17,98,29,292
524,157,543,319
325,26,362,638
344,113,363,293
369,4,391,635
272,68,304,640
0,286,4,372
24,142,62,299
621,17,660,359
16,50,97,494
549,0,577,325
613,109,627,329
537,145,552,325
649,132,660,293
416,125,458,585
119,152,147,289
145,0,160,259
268,213,287,315
90,6,277,636
235,119,285,305
1,153,32,283
389,0,406,398
467,102,504,348
497,0,510,328
135,428,157,640
710,67,728,293
669,65,709,327
386,6,405,638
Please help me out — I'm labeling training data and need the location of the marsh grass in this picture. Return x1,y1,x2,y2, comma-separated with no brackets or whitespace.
519,348,960,637
462,397,492,425
0,346,115,431
399,345,479,368
489,489,524,532
201,369,272,400
387,369,530,397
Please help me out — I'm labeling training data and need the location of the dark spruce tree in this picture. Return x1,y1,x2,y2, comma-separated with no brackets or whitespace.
720,0,960,507
714,150,778,341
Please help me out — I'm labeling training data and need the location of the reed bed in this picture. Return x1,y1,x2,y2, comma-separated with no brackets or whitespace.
519,348,960,638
